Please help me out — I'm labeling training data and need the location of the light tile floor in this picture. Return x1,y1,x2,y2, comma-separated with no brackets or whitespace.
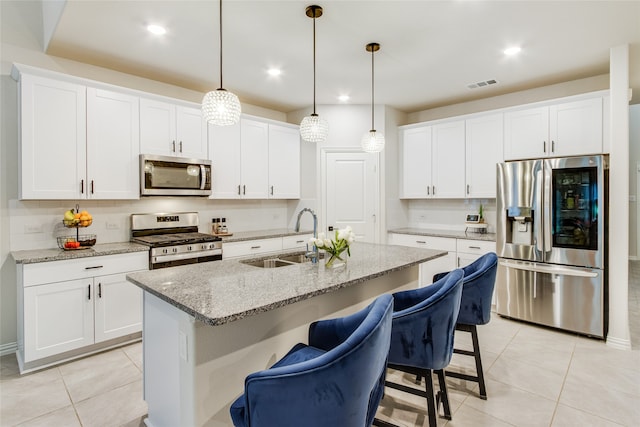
1,262,638,426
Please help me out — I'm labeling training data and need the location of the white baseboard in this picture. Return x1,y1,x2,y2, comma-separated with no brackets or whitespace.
606,335,632,351
0,342,17,357
629,255,639,261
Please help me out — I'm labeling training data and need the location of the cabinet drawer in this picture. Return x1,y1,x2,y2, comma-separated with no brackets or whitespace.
22,252,148,287
389,233,456,251
282,234,312,250
223,238,282,259
456,239,496,255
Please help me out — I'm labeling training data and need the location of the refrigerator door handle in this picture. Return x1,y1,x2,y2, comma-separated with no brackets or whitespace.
542,161,552,254
534,167,544,254
499,260,598,278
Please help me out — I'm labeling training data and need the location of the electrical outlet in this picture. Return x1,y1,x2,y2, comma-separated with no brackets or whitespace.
24,224,42,234
105,221,120,230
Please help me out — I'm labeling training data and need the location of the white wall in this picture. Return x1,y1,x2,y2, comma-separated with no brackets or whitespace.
630,104,640,259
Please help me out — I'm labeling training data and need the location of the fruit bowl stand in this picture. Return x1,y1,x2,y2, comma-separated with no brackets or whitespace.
59,204,95,250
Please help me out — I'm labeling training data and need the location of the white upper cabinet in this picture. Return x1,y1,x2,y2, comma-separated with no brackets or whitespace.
549,97,602,157
140,98,207,159
400,126,432,198
19,74,87,200
465,113,503,198
504,97,603,160
209,116,300,199
268,124,300,199
400,120,465,199
431,120,466,198
209,121,242,198
240,119,270,198
17,74,139,200
86,87,140,199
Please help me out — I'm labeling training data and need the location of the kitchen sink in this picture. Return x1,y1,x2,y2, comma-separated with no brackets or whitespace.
241,252,323,268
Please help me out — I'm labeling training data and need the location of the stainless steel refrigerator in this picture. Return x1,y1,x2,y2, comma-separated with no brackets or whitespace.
496,155,608,338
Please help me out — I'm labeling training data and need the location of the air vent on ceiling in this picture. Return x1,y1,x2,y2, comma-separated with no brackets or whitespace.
467,79,498,89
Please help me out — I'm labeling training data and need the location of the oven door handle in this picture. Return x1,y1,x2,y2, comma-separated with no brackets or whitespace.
153,249,222,263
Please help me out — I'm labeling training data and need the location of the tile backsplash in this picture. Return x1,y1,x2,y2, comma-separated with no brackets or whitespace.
9,198,300,251
405,198,496,232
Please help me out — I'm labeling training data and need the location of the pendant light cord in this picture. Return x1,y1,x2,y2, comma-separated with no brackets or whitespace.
219,0,223,89
371,47,375,130
312,14,317,115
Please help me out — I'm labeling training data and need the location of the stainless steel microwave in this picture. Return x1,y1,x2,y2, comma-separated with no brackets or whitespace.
140,154,212,196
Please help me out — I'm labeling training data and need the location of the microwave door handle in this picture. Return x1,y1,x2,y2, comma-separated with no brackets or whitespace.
200,165,206,190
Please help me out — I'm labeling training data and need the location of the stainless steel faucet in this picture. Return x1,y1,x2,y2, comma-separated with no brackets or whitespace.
295,208,318,263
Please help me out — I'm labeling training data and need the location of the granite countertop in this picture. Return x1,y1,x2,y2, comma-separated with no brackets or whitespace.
127,242,446,326
388,227,496,242
12,242,149,264
219,228,313,243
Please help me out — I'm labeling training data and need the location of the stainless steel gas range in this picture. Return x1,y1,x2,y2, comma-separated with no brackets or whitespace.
131,212,222,270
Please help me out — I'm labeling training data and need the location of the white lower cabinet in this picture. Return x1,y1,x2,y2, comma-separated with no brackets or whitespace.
18,252,147,372
223,234,313,259
388,234,457,286
456,239,496,268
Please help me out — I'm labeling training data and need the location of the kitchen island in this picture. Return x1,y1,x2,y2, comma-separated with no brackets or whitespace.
126,242,447,427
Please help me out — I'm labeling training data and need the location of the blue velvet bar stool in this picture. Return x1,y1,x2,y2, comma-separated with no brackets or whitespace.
230,294,393,427
434,252,498,400
375,269,464,427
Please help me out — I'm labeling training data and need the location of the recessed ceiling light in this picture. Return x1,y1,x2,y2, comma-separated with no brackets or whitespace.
267,68,282,77
504,46,521,56
147,24,167,35
338,95,350,102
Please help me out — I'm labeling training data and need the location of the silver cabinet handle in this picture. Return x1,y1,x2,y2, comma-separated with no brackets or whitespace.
543,141,546,153
466,184,470,194
243,185,246,195
87,284,91,300
551,140,555,153
433,186,436,195
172,140,176,152
416,240,426,244
179,141,183,153
458,257,461,267
296,240,304,244
250,246,261,249
98,283,102,298
81,179,84,194
427,187,430,195
468,246,481,250
84,265,103,270
237,185,241,195
91,180,94,194
270,186,274,195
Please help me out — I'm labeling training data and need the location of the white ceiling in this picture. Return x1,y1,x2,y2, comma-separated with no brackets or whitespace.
45,0,640,113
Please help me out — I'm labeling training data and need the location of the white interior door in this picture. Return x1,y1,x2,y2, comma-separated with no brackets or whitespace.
324,151,378,243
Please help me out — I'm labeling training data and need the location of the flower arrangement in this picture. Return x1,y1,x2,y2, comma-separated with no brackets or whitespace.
310,226,356,267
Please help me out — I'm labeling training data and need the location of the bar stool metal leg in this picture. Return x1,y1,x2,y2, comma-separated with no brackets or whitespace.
445,324,487,400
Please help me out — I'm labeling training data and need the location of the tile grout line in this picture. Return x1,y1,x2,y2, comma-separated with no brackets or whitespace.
58,365,85,426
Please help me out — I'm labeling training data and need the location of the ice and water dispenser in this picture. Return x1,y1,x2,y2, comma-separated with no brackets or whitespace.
505,207,534,245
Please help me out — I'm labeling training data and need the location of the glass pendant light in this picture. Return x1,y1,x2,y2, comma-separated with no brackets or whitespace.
361,42,385,153
202,0,241,126
300,5,329,143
